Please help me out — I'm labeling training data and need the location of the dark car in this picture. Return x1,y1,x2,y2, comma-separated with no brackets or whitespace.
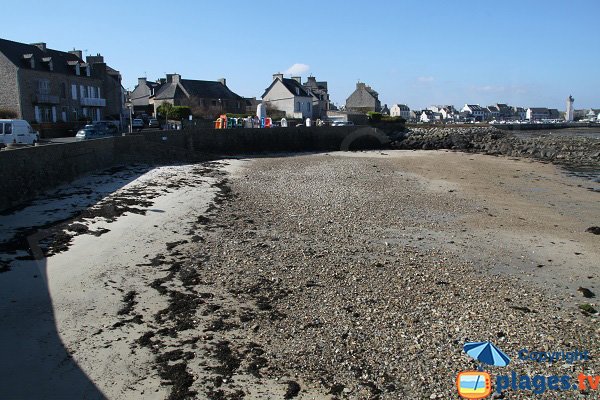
95,121,119,135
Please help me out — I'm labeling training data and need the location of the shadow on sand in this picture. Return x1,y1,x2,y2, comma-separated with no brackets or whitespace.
0,164,154,399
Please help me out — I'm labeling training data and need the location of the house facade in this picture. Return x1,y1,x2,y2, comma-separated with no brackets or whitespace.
461,104,485,121
390,104,410,119
152,74,244,118
261,73,313,119
0,38,123,123
302,76,330,119
130,77,161,115
526,107,550,120
345,82,381,113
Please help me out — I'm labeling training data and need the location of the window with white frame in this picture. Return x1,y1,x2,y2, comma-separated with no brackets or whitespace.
71,84,77,100
38,79,50,95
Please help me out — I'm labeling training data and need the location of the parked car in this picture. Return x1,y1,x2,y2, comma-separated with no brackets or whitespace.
148,118,159,128
332,121,354,126
94,121,119,135
75,126,102,140
131,119,144,131
0,119,39,146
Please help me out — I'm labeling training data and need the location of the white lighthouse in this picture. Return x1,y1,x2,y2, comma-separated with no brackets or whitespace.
566,95,574,121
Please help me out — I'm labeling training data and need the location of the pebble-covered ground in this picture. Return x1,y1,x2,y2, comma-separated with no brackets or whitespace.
187,151,599,399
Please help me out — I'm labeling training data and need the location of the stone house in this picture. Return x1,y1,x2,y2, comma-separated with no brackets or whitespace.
130,77,162,115
302,76,330,119
495,103,513,120
420,109,440,123
345,82,381,113
486,106,500,120
151,74,244,118
390,104,410,119
526,107,550,120
261,74,313,119
0,38,123,123
461,104,486,121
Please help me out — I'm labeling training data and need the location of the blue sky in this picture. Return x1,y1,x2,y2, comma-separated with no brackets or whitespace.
3,0,599,110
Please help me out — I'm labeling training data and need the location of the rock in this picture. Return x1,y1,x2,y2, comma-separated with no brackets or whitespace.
586,226,600,235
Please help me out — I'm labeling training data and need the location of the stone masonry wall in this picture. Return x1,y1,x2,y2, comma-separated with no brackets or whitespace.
0,53,19,116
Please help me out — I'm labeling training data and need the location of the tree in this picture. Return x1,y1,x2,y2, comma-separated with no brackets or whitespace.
157,103,174,120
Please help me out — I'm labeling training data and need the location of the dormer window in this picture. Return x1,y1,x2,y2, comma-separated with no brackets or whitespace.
22,54,34,68
75,64,80,76
86,65,90,77
295,87,300,96
42,57,53,71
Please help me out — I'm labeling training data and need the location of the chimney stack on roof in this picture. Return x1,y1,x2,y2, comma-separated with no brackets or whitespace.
217,78,226,86
68,49,83,59
272,73,284,81
166,73,181,83
31,42,47,52
292,76,301,83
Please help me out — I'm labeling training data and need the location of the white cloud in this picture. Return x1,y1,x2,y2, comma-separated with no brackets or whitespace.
284,63,310,76
417,76,434,83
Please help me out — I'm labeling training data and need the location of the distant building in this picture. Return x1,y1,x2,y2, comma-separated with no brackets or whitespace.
130,77,161,115
512,106,526,120
152,74,244,118
420,109,440,123
244,97,261,114
429,105,458,121
262,73,313,118
380,104,390,115
495,103,513,120
526,107,550,120
302,76,330,119
345,82,381,113
461,104,485,121
0,38,123,123
390,104,410,119
486,106,500,120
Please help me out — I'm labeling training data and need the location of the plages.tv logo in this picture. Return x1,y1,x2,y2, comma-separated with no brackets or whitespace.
456,341,511,399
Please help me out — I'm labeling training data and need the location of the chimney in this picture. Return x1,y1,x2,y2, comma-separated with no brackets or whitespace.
217,78,226,86
31,42,47,52
69,49,83,59
138,77,147,86
292,76,301,83
86,53,104,64
158,78,166,85
166,73,180,83
272,73,283,81
356,82,366,89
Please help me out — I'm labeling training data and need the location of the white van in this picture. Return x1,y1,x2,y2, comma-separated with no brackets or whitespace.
0,119,39,146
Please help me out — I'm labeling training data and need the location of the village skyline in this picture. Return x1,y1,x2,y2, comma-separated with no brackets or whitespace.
2,0,599,110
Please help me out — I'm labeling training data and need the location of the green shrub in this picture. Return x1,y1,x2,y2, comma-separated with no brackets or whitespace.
367,111,382,122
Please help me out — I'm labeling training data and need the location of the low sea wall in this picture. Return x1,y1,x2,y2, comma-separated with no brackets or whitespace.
0,126,390,211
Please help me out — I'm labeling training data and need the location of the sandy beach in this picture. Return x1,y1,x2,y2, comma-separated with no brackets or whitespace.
1,151,599,399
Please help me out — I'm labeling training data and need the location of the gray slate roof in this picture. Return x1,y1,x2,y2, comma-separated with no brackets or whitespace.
0,37,83,75
262,78,311,98
154,79,243,100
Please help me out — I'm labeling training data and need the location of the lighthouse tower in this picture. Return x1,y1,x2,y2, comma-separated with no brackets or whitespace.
566,95,574,121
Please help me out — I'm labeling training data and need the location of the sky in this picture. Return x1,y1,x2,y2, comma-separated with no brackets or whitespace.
2,0,599,111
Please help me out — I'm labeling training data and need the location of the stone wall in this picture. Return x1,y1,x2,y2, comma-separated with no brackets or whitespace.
0,126,391,211
0,52,19,116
